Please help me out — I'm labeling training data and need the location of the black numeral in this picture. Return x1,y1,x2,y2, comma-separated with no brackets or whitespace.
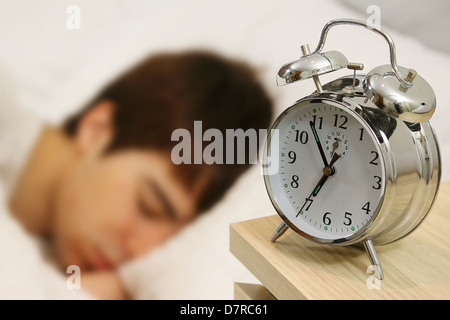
333,114,348,129
312,115,323,129
295,130,308,144
323,212,331,225
291,175,299,188
369,151,379,165
359,128,364,141
288,151,296,164
362,201,371,215
344,212,353,226
372,176,382,190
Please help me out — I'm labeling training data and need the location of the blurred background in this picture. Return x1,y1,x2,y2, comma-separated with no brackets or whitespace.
1,0,449,128
0,0,449,299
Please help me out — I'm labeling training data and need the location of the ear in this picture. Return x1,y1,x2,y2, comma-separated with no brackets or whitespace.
74,100,116,156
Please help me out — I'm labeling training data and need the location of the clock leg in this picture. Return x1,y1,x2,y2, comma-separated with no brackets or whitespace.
363,239,384,280
270,222,289,242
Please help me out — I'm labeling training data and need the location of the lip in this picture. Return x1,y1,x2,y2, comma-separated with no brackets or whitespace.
91,247,114,270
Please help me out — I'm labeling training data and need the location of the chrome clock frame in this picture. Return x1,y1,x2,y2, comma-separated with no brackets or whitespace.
264,75,441,279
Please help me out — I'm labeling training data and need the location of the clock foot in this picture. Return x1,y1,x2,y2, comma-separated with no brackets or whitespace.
271,222,289,242
363,239,384,280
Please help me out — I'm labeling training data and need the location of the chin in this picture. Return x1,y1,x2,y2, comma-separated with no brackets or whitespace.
53,238,87,271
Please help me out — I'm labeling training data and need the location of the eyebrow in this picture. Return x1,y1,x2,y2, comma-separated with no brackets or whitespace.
148,179,178,221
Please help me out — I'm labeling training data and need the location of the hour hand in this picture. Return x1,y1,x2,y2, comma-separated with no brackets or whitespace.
309,121,328,167
312,152,341,197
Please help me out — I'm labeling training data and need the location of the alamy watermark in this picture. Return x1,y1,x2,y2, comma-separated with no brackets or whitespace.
366,265,382,290
171,121,279,175
66,265,81,290
66,5,81,30
366,5,381,30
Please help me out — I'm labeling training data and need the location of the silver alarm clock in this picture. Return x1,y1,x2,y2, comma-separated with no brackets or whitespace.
263,19,441,279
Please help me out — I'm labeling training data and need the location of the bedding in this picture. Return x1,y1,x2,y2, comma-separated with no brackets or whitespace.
0,0,448,300
340,0,450,55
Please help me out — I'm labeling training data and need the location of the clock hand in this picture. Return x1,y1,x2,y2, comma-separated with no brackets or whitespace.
311,174,329,197
310,121,328,167
312,152,340,196
331,138,341,156
296,152,341,217
272,153,341,242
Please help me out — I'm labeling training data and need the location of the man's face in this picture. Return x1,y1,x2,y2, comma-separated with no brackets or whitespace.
51,149,198,271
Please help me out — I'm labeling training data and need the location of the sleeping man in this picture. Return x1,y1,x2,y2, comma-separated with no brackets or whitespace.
2,51,273,298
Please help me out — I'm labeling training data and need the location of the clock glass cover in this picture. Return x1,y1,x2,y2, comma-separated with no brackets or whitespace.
264,99,386,243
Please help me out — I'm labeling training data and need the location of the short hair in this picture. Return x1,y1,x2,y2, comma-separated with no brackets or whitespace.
63,51,273,212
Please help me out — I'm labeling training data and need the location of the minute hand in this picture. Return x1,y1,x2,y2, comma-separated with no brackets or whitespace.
310,121,328,167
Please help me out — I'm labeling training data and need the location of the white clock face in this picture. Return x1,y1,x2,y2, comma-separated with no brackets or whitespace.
265,100,386,242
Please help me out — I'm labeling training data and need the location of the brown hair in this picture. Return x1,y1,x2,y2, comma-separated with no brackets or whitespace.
63,50,273,212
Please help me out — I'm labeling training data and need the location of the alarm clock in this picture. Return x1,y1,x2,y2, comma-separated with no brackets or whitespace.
263,19,441,279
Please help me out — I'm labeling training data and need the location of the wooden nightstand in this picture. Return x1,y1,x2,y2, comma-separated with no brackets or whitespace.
230,181,450,300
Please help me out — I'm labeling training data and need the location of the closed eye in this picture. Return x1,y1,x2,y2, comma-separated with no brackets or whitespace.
137,178,178,221
138,198,158,219
147,179,178,221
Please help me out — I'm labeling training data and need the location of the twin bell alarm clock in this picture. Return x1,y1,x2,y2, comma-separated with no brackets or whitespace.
263,19,441,279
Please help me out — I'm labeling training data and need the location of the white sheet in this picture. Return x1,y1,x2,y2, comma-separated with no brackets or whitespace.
0,0,448,300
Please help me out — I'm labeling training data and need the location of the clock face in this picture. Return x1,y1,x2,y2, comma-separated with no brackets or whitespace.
264,99,386,243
